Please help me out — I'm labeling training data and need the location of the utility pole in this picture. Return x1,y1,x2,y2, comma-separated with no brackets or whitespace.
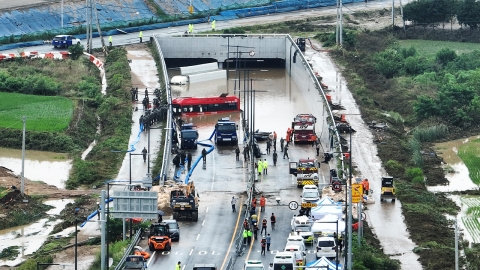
455,220,459,270
100,190,106,270
93,0,108,57
86,0,93,53
340,0,343,46
392,0,395,28
61,0,64,28
21,116,26,194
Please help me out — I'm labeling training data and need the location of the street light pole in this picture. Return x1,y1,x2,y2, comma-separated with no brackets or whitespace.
347,127,353,269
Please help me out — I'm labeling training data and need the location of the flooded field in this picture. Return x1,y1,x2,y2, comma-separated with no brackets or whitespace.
0,199,74,267
0,147,71,189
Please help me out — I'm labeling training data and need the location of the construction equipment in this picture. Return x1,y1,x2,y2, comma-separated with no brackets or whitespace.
380,176,396,202
170,181,199,221
148,222,172,251
289,158,319,188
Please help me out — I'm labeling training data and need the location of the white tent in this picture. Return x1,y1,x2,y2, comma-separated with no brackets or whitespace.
306,257,342,270
311,215,345,234
311,197,343,220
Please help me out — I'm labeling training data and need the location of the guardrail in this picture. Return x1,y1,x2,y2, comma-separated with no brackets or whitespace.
285,35,346,179
152,35,173,186
114,229,143,270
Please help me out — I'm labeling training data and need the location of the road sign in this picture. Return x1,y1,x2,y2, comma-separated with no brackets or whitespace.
301,202,317,208
352,184,363,203
112,190,158,219
289,201,299,210
332,181,342,191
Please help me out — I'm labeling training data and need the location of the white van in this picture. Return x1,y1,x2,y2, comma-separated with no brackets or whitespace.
283,244,306,266
272,252,295,270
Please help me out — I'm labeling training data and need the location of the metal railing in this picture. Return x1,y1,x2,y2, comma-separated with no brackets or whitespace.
152,35,173,186
113,229,143,270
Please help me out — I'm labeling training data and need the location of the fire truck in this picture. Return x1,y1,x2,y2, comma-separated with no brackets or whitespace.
289,158,319,188
291,114,316,143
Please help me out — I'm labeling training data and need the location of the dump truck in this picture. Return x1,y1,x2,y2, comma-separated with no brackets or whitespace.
170,181,199,221
289,158,319,188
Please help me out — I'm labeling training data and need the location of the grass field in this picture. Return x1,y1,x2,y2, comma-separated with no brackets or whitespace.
0,92,73,132
458,138,480,185
398,40,479,58
461,197,480,243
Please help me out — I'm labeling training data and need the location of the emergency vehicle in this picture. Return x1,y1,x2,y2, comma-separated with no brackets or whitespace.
291,114,316,143
273,252,295,270
289,158,319,187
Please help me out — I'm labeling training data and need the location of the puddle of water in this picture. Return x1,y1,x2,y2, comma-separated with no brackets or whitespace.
0,147,71,189
428,135,480,192
0,199,73,267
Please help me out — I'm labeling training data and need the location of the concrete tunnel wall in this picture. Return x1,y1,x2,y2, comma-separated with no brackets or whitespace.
156,35,286,64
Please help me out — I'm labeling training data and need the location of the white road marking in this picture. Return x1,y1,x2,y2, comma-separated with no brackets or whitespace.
182,265,186,270
146,251,156,267
189,249,193,256
196,234,200,240
202,219,206,226
206,207,209,213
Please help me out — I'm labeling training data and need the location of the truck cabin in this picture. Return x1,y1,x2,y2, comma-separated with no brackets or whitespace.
170,190,194,200
293,114,317,124
149,223,170,237
124,255,145,270
298,159,317,169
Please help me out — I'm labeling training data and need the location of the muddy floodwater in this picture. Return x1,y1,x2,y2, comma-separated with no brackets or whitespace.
0,147,71,189
0,199,74,267
430,135,480,192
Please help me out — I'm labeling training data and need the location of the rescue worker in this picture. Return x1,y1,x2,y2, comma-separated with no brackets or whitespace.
247,229,253,245
261,236,267,255
260,195,266,212
251,212,258,226
176,261,181,270
202,148,207,164
108,35,112,46
261,217,268,235
362,179,370,195
252,197,257,209
280,137,285,152
187,152,192,170
286,128,291,146
273,131,277,141
270,213,276,230
257,160,263,176
266,140,271,154
253,223,259,239
231,196,237,212
96,202,101,220
211,19,216,31
311,134,317,147
316,143,320,156
263,159,268,175
243,146,249,162
235,146,240,161
243,218,250,230
273,151,278,166
243,229,248,245
266,233,271,251
283,144,289,159
139,31,143,43
142,147,148,162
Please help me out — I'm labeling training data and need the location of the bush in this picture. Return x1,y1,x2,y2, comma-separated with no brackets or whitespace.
17,256,53,270
385,159,404,176
405,167,424,181
68,44,85,60
436,48,457,65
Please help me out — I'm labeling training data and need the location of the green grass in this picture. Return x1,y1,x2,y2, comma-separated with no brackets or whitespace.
399,40,479,58
460,197,480,243
458,138,480,185
0,92,73,132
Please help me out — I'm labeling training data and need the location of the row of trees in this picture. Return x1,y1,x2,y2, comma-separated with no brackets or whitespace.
403,0,480,29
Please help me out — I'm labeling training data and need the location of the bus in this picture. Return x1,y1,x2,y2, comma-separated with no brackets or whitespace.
172,93,240,116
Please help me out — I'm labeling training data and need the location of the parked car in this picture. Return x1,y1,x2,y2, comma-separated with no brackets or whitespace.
163,219,180,241
52,35,81,48
316,236,337,259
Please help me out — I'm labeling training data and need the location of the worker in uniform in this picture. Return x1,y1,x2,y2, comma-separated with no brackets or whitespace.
311,134,317,147
247,229,253,245
257,160,263,176
235,146,240,161
266,140,271,154
252,197,257,209
286,128,291,146
251,212,258,226
270,213,276,230
253,223,259,239
263,159,268,175
231,196,237,212
266,234,271,251
187,152,192,170
202,148,207,164
261,236,267,255
139,31,143,43
142,147,148,162
261,217,268,235
283,145,289,159
243,218,250,230
211,20,216,31
260,195,266,212
273,151,278,166
108,35,112,46
176,261,181,270
362,179,370,195
316,143,320,156
243,229,248,245
280,137,284,152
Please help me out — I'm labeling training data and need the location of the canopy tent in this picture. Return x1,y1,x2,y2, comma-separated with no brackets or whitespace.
311,214,345,234
306,257,342,270
310,197,343,220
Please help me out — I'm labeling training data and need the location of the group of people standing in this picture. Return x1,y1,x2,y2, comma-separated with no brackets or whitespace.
237,195,276,256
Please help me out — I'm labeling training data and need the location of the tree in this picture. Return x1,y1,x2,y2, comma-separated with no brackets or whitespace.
457,0,480,29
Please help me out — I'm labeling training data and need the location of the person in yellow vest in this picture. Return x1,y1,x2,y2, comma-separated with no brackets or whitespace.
263,159,268,175
108,36,112,46
139,31,143,43
175,261,181,270
257,160,263,176
211,20,216,31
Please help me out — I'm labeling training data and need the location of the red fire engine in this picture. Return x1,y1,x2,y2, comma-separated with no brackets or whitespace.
291,114,317,143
